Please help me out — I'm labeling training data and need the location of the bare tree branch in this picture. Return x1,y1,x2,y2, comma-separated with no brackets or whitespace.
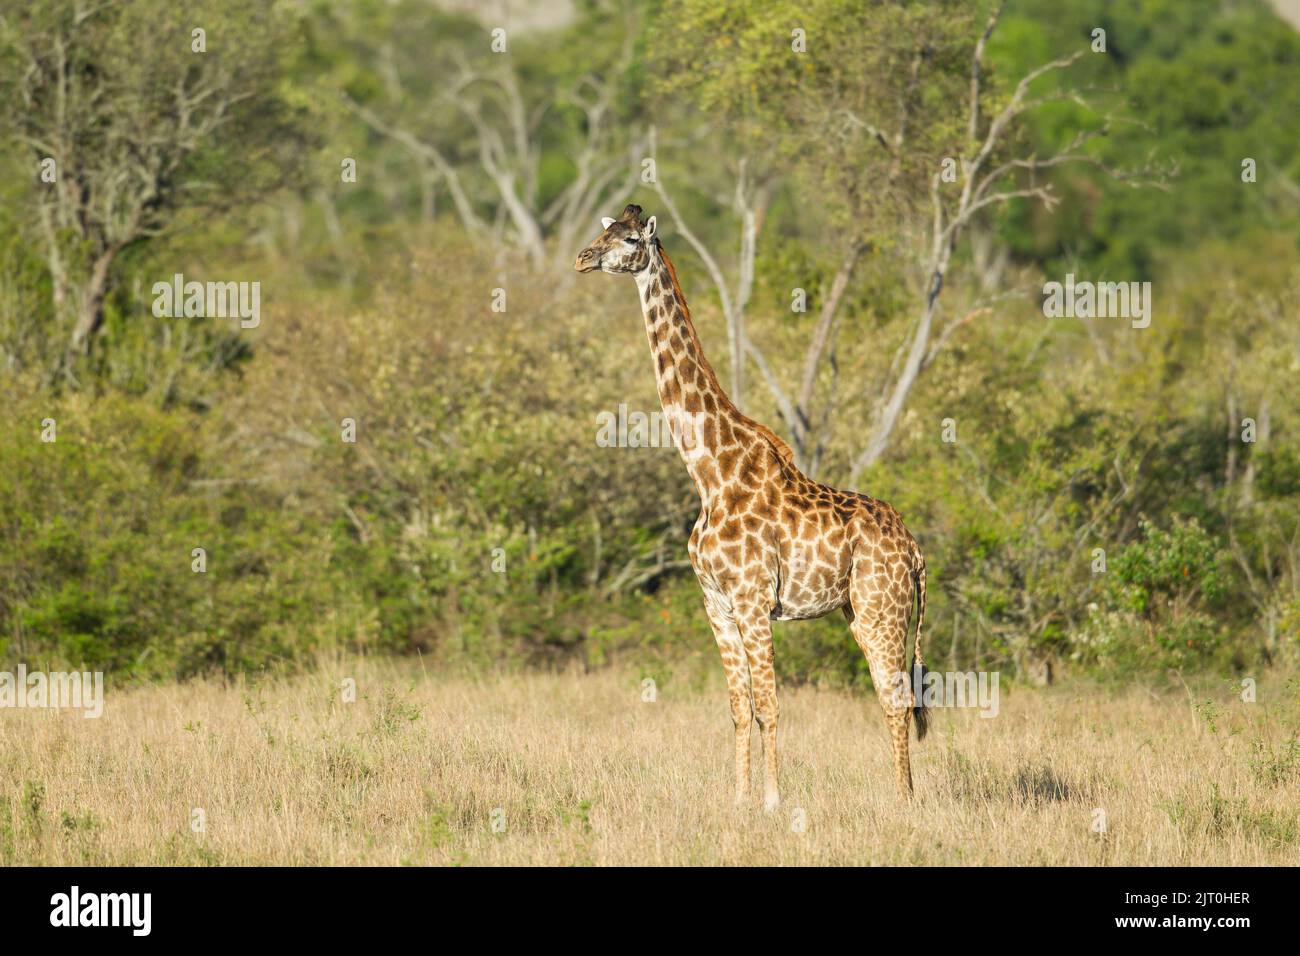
969,1,1006,140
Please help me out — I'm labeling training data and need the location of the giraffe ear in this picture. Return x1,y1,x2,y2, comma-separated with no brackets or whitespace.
600,217,615,229
644,216,657,239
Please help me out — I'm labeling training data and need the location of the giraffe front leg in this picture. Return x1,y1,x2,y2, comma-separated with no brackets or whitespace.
735,602,780,812
702,595,753,807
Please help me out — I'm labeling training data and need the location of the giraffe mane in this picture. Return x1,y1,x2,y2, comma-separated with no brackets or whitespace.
655,240,796,467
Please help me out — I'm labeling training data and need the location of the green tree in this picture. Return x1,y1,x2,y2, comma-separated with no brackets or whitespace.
0,0,306,366
649,0,1141,479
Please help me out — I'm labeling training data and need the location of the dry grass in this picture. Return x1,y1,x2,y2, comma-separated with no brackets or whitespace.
2,657,1298,865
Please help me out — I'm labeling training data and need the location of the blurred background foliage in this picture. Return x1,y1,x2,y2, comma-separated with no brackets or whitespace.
0,0,1297,686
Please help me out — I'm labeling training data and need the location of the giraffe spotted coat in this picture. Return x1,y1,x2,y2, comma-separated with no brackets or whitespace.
576,204,928,809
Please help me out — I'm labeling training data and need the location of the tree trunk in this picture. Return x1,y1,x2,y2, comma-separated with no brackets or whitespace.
791,241,863,472
851,252,948,484
69,249,115,353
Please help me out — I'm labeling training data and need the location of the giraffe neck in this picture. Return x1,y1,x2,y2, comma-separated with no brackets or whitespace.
633,243,745,495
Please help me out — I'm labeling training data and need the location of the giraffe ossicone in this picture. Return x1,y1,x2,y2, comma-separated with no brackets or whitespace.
575,203,930,806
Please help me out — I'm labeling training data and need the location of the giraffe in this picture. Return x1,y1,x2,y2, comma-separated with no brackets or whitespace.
575,204,928,810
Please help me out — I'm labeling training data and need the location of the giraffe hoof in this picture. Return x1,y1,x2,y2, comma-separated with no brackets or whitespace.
763,793,780,813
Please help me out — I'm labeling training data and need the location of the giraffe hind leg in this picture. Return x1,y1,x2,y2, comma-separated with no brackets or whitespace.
734,597,780,812
847,572,916,797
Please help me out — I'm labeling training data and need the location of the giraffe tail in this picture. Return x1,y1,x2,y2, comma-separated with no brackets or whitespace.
911,556,929,742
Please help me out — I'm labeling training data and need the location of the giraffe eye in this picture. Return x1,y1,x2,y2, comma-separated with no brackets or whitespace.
624,236,639,245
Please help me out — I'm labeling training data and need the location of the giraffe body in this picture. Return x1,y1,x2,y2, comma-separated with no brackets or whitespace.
577,205,928,809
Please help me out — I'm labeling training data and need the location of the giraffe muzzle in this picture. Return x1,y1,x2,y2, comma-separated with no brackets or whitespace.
574,249,600,273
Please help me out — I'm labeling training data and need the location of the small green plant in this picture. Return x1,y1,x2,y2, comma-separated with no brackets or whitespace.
557,798,596,866
560,798,594,835
60,809,101,834
0,794,14,863
414,795,468,866
370,685,421,738
1196,698,1223,735
23,781,44,839
422,807,454,850
1164,783,1300,849
1249,734,1300,788
321,742,374,785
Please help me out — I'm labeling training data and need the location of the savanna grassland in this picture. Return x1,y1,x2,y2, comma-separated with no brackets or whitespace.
3,658,1297,866
2,0,1300,870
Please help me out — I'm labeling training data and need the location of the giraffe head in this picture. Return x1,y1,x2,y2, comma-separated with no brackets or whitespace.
574,203,657,275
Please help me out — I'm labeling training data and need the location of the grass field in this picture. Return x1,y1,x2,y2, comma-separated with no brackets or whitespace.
2,657,1298,865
